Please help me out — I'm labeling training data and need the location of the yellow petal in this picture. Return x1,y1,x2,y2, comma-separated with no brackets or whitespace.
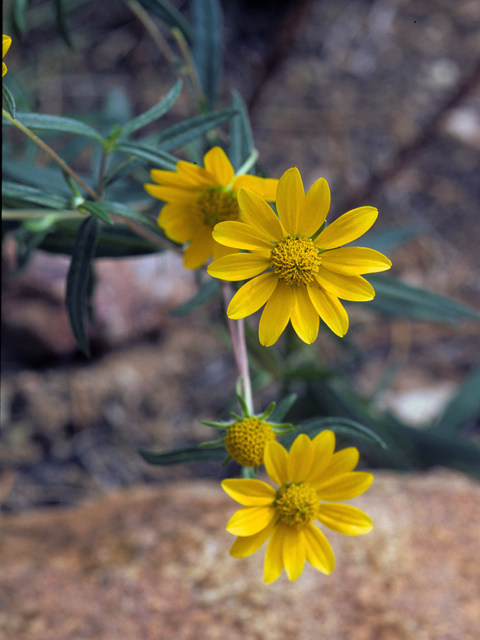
287,434,314,482
282,525,306,581
3,35,12,57
264,440,289,486
264,523,285,583
301,177,330,238
221,479,276,506
291,285,319,344
226,505,276,536
313,448,360,487
305,430,336,484
2,61,7,77
276,168,305,236
315,270,375,301
150,168,197,188
227,273,278,319
315,206,378,249
316,471,374,501
144,183,198,203
233,175,279,201
237,188,285,242
229,520,275,558
183,225,213,269
321,247,392,275
304,523,335,574
258,280,294,346
213,220,273,250
307,285,349,336
177,160,216,187
204,147,235,187
212,241,237,261
158,203,201,243
208,253,269,281
317,503,373,535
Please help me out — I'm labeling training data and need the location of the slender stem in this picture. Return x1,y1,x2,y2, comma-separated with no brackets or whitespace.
2,208,82,219
3,109,100,201
221,282,254,415
97,151,108,196
171,28,205,106
235,149,259,177
125,0,176,66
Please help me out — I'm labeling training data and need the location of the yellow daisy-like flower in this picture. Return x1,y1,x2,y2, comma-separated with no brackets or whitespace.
3,35,12,77
208,167,392,346
222,431,373,583
224,416,276,467
144,146,279,269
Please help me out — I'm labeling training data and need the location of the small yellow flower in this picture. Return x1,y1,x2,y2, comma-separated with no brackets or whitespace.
208,167,392,346
222,431,373,583
144,147,279,269
3,35,12,77
224,416,276,467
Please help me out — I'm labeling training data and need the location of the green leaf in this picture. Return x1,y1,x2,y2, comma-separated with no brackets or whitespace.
229,90,254,172
2,181,71,209
66,216,99,356
5,113,103,142
367,274,480,323
78,201,114,225
360,225,424,254
138,444,226,465
270,394,298,422
170,278,220,316
2,84,16,119
99,200,161,234
3,161,72,194
120,80,182,137
54,0,74,49
14,223,56,272
39,220,164,258
136,0,194,43
114,141,178,170
431,365,480,436
281,417,387,450
12,0,28,35
191,0,223,110
158,108,238,151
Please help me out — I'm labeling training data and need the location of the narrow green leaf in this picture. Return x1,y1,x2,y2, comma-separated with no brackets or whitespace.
2,181,70,209
4,113,103,142
270,394,298,422
158,108,238,151
39,220,164,258
281,417,387,450
100,200,161,234
360,225,424,254
66,216,99,356
79,201,114,225
138,444,225,465
431,365,480,436
114,141,178,170
121,80,182,137
191,0,223,110
229,90,254,172
3,161,72,194
2,84,16,119
54,0,74,49
170,279,220,316
368,275,480,323
12,0,28,35
137,0,194,43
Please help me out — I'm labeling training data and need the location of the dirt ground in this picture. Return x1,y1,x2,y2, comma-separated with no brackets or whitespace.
2,0,480,511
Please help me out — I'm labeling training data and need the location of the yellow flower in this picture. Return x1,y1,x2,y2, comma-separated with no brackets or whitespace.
224,416,276,467
3,35,12,77
208,167,392,346
144,146,279,269
222,431,373,583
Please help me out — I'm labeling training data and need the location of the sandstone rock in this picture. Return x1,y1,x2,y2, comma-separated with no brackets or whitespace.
1,471,479,640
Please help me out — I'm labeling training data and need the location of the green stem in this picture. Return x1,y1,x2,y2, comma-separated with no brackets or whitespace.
235,149,259,177
2,209,83,219
2,109,100,201
125,0,177,66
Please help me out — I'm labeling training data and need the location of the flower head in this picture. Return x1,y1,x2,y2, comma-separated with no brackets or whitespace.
3,35,12,77
222,431,373,583
144,147,279,269
208,167,391,346
224,416,276,467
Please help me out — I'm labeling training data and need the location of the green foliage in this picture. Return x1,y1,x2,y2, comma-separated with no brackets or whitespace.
191,0,223,110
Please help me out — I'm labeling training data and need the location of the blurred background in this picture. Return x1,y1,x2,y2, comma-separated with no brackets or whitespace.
2,0,480,512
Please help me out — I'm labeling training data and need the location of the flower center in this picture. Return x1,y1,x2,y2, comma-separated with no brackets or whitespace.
224,417,276,467
274,482,318,527
270,237,321,286
198,188,240,227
